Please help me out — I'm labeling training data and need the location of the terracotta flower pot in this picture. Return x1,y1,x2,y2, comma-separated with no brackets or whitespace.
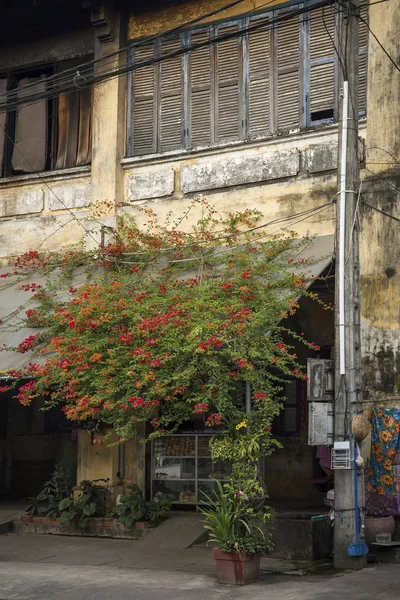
212,548,261,585
365,516,395,547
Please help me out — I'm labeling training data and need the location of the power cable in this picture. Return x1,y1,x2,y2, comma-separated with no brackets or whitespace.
361,200,400,223
0,0,334,113
363,166,400,194
0,121,103,247
104,200,335,265
358,10,400,74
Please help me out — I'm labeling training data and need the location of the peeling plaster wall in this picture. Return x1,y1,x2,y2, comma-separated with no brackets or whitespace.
120,129,344,238
0,0,399,496
129,0,283,39
360,0,400,403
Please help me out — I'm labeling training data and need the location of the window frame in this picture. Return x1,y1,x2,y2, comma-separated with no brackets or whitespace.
0,56,93,179
126,0,368,159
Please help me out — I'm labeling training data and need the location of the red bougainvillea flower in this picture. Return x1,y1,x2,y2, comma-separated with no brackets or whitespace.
194,403,209,414
205,413,221,427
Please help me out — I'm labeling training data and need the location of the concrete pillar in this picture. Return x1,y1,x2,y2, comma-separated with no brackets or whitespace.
90,7,126,222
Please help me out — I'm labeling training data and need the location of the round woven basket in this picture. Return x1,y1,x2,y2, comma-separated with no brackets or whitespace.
352,414,370,441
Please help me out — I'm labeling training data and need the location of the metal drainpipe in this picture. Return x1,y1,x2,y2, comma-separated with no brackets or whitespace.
118,443,125,480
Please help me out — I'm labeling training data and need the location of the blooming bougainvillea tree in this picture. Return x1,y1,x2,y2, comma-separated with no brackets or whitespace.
0,200,330,499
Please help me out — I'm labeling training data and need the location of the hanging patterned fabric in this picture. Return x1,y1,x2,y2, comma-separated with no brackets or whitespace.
366,407,400,516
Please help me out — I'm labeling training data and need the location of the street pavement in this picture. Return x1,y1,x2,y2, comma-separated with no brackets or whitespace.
0,533,399,599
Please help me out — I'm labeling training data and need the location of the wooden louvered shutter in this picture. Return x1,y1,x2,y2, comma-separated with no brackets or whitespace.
276,14,300,132
309,7,336,122
159,38,184,152
189,30,212,149
132,43,156,155
216,24,241,142
248,17,271,139
0,78,6,175
358,4,369,115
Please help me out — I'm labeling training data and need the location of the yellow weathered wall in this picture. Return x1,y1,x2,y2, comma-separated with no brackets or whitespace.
76,426,147,498
359,0,400,402
1,0,399,496
129,0,283,39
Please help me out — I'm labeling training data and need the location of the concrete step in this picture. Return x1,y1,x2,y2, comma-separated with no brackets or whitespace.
138,513,206,549
0,520,13,534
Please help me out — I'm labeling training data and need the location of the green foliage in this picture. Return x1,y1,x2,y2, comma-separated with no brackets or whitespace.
112,484,145,526
26,463,72,518
145,493,173,525
198,480,273,555
113,485,172,527
2,201,331,522
219,535,270,554
59,479,110,529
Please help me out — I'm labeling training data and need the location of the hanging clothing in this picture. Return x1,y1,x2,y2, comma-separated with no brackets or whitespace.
366,407,400,516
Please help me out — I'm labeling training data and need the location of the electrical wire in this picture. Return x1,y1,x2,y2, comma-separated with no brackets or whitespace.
358,10,400,74
0,121,104,247
361,200,400,223
0,0,334,113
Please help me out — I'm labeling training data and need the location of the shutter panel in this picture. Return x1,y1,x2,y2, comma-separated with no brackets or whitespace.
132,43,156,155
0,78,7,175
248,18,271,138
216,24,241,142
12,76,47,173
309,7,335,122
160,38,184,152
276,15,300,132
189,30,212,149
358,4,369,115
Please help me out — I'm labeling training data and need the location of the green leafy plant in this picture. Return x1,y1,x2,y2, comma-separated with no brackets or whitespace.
26,463,72,518
145,493,173,525
112,485,172,527
113,484,146,526
198,480,273,555
2,201,331,526
59,478,110,529
219,535,269,554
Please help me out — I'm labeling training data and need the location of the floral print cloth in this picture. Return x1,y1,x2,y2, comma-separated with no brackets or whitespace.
365,407,400,516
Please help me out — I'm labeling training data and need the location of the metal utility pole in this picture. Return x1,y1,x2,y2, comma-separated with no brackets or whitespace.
334,0,366,569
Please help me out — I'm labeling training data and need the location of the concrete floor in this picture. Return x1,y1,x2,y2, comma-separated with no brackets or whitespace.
0,533,399,599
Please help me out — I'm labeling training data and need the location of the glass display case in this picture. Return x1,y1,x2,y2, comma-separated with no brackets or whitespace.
151,433,230,503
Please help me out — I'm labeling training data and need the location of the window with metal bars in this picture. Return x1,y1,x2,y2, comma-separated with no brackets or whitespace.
126,2,369,158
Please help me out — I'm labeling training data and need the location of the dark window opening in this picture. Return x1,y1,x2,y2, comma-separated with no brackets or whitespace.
0,58,92,179
310,108,334,122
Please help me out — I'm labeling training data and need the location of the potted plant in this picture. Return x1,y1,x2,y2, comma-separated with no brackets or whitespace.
199,481,272,585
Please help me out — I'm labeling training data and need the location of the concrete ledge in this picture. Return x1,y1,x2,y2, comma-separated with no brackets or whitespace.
0,521,13,535
127,168,175,201
14,516,149,539
1,189,44,216
269,516,332,561
304,142,338,173
181,149,300,194
47,182,91,210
